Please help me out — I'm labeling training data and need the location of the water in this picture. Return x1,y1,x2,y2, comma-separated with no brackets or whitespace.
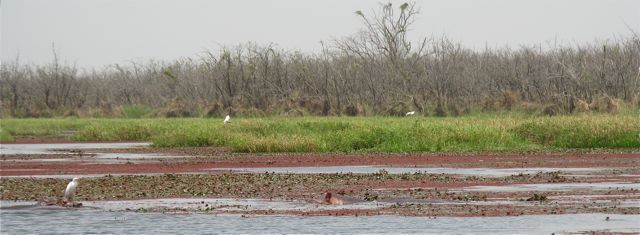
0,198,389,213
0,142,190,164
84,198,386,212
1,209,637,234
0,142,150,155
1,172,204,179
210,166,607,176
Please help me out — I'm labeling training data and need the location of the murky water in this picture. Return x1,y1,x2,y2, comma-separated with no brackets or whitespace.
0,198,389,213
210,166,607,176
91,198,385,212
0,142,150,155
0,142,192,165
1,209,637,234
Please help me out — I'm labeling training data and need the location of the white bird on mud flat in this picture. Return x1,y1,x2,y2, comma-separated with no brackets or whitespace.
64,177,79,201
223,115,231,124
405,111,416,116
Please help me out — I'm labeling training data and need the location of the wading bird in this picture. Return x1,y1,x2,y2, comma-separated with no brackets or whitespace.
64,177,79,202
223,115,231,124
405,111,416,116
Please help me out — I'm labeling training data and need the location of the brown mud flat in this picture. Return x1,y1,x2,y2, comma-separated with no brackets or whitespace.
1,145,640,176
1,142,639,217
261,203,640,217
71,146,640,167
0,154,92,160
2,171,639,217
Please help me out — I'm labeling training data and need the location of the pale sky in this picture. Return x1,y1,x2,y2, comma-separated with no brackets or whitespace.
1,0,639,69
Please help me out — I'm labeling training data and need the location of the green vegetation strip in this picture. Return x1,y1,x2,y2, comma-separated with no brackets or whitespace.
1,114,639,152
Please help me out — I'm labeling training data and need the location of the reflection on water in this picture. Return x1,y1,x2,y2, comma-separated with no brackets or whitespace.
1,210,638,234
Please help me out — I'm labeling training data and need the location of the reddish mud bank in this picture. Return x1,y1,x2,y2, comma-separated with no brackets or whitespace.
1,150,639,176
2,142,638,217
283,204,640,217
81,148,640,168
2,174,639,217
0,154,87,160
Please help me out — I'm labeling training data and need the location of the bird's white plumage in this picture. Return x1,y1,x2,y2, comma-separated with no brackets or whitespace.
64,177,79,200
223,115,231,124
405,111,416,116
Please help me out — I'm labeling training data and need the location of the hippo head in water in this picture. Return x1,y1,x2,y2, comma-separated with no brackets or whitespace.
323,192,344,205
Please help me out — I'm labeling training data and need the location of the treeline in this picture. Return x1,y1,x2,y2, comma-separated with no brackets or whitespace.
1,3,639,118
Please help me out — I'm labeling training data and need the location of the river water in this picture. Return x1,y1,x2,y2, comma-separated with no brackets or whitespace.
0,142,150,155
209,166,611,176
1,209,638,234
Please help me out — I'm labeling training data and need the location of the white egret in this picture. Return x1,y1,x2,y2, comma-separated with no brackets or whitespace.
223,115,231,124
64,177,79,201
405,111,416,116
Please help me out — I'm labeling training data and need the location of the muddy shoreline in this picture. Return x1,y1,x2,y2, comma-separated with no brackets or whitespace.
2,152,639,176
1,141,639,217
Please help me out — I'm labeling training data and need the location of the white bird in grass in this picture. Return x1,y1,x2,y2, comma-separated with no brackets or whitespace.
405,111,416,116
64,177,79,201
223,115,231,124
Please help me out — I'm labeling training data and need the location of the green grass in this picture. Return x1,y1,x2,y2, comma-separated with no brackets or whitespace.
0,118,93,139
122,105,154,118
0,127,14,142
1,114,639,153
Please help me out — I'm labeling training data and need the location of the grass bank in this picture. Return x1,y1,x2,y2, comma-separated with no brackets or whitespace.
1,114,639,153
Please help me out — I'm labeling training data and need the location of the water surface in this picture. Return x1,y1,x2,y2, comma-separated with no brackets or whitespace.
210,166,607,176
0,142,150,155
1,210,637,234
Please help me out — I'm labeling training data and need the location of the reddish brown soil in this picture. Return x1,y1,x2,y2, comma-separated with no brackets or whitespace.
2,149,639,177
80,147,640,167
136,200,640,217
2,141,639,217
0,154,89,160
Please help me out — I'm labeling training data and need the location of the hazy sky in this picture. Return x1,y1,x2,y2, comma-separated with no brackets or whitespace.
1,0,639,69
